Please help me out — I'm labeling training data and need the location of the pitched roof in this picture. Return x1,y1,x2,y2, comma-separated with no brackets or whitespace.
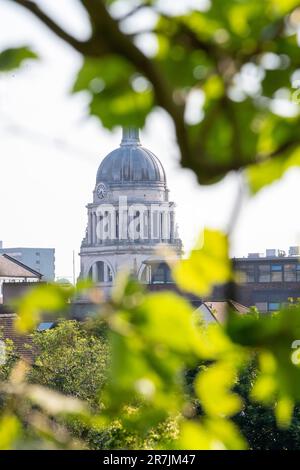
0,313,33,361
0,254,42,279
203,300,249,323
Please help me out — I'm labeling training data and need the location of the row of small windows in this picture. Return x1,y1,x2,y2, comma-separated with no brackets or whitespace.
236,263,300,283
88,262,172,284
255,302,281,312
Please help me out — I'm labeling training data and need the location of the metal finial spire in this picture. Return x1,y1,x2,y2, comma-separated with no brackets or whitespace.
121,127,141,146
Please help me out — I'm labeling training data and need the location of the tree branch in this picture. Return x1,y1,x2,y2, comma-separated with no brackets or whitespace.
80,1,190,160
7,0,98,55
8,0,191,162
118,1,151,22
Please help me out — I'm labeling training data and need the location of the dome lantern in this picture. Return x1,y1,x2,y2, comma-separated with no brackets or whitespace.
121,127,141,147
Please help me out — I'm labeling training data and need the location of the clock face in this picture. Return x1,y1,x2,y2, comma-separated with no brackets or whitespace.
96,183,107,200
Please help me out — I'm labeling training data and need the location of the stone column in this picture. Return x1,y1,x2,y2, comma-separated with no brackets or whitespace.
170,210,174,242
88,211,92,244
92,212,96,245
148,208,152,241
92,263,97,282
96,212,100,244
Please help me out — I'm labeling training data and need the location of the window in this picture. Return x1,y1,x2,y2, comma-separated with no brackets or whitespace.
37,322,54,332
297,265,300,282
235,264,255,283
108,267,113,282
88,261,113,283
246,265,255,283
151,263,172,284
236,270,247,283
268,302,281,312
152,265,165,284
271,264,283,282
284,264,296,282
97,261,104,282
255,302,268,312
259,265,270,282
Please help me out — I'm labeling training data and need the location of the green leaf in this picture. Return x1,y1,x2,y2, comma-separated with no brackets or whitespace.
172,228,231,296
72,55,154,129
268,0,300,15
275,396,294,429
0,414,21,450
247,146,300,194
0,47,37,72
14,283,74,333
195,362,242,417
226,307,300,425
178,418,247,450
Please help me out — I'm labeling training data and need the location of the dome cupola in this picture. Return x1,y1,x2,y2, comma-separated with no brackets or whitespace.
96,127,166,186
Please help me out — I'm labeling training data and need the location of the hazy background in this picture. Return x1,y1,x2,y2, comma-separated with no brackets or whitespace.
1,0,299,280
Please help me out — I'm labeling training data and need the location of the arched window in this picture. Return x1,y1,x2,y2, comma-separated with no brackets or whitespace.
151,262,172,284
140,265,149,283
88,261,113,283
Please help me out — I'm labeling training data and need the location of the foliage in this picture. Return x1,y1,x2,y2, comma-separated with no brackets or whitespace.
0,46,37,72
173,228,231,296
28,321,108,406
5,0,300,188
234,363,300,450
2,0,300,452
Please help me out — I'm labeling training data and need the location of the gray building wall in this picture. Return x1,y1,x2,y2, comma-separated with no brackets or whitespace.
0,246,55,280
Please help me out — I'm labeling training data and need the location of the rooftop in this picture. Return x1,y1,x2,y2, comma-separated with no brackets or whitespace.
0,254,42,279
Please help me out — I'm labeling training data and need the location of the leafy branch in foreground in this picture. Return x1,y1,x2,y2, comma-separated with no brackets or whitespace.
1,237,300,449
5,0,300,189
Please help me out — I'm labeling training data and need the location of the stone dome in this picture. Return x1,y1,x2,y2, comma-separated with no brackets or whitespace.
96,128,166,186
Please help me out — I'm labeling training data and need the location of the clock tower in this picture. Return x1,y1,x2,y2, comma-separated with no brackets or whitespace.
79,127,182,294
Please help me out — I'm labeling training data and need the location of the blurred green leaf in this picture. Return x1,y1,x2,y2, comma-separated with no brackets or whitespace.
178,418,247,450
73,55,154,128
226,308,300,426
247,146,300,194
0,414,21,450
14,283,73,333
195,362,242,417
173,229,231,296
0,46,37,72
26,385,87,416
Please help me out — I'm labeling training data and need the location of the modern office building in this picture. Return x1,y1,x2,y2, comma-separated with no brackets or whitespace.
0,242,55,280
207,247,300,312
144,247,300,313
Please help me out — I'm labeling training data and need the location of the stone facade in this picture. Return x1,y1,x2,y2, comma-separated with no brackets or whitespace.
79,128,182,294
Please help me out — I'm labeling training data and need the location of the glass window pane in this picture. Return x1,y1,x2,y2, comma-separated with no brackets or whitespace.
259,265,270,282
255,302,268,312
271,264,282,271
235,264,255,283
236,270,247,283
284,264,296,282
152,265,165,283
271,265,282,282
268,302,280,311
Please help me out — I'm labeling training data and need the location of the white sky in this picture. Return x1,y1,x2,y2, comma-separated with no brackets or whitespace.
0,0,300,280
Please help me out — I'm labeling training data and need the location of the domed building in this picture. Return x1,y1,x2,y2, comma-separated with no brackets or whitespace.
79,127,182,293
